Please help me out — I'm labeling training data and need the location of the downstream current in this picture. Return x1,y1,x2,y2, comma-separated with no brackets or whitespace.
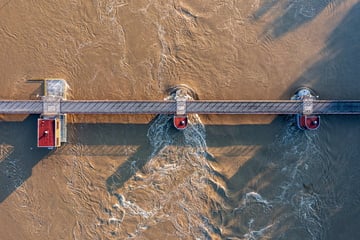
62,111,360,239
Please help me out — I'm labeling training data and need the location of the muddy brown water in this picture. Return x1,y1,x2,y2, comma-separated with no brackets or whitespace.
1,1,360,239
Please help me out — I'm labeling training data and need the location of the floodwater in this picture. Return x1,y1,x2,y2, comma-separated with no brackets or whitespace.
1,0,360,239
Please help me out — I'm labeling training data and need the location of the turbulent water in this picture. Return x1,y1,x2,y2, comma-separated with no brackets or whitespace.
1,0,360,239
57,114,357,240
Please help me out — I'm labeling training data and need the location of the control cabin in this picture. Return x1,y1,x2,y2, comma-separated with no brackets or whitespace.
37,117,61,148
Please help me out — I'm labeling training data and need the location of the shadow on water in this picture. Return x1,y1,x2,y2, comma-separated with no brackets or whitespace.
253,0,342,38
68,116,184,193
285,2,360,100
0,115,288,203
0,115,51,203
104,115,288,193
63,121,153,194
248,1,360,239
287,3,360,239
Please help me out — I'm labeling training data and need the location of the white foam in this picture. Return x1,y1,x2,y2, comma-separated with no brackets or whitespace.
244,191,271,206
243,223,273,240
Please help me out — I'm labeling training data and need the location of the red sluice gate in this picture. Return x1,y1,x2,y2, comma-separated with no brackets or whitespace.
173,115,188,130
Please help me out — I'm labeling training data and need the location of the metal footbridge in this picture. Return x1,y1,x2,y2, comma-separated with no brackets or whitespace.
1,99,360,115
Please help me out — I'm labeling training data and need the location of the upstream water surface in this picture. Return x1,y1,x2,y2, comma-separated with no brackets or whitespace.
1,1,360,239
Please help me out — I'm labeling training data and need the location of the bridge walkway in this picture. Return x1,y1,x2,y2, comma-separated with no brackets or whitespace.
1,100,360,115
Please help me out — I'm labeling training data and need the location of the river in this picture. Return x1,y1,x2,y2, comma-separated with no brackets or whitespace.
1,0,360,239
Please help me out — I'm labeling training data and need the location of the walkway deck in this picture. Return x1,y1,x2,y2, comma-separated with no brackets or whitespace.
1,100,360,115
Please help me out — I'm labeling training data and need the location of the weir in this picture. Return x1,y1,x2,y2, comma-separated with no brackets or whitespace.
1,80,360,115
1,79,360,148
1,99,360,115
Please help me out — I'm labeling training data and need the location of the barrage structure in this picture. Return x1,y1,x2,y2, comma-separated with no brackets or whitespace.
1,79,360,148
1,99,360,115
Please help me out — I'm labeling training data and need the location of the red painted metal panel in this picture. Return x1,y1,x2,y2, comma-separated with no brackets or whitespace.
38,119,55,147
297,115,320,130
173,115,188,130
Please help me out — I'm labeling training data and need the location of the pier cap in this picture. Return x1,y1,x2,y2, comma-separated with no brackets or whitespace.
175,90,187,116
291,87,319,100
291,87,319,115
42,95,61,116
44,79,68,98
